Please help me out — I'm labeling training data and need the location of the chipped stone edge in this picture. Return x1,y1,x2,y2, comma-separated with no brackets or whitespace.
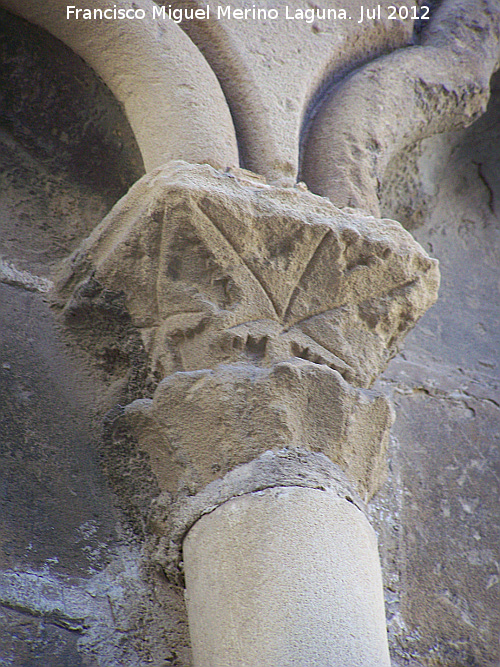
159,447,366,578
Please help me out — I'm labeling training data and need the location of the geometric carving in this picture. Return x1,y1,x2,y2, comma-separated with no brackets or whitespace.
59,161,439,388
56,161,439,499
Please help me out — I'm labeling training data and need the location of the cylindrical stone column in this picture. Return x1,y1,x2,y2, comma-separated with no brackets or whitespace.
183,486,391,667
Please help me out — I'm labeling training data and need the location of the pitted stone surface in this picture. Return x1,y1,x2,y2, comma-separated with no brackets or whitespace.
302,0,500,213
123,358,393,500
58,161,439,389
168,0,415,183
2,2,498,665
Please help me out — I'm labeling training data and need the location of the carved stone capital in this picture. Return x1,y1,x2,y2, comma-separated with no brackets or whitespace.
123,358,392,501
57,160,439,502
60,161,439,381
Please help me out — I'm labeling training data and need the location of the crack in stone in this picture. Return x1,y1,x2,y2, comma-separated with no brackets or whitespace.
0,599,86,633
472,160,495,213
382,377,500,410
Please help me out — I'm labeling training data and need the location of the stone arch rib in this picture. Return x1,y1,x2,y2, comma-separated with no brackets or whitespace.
300,0,500,215
0,0,239,173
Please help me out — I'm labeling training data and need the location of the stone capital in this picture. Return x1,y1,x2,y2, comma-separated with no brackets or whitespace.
58,161,439,503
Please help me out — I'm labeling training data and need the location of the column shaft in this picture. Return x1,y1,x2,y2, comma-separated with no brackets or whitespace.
183,486,391,667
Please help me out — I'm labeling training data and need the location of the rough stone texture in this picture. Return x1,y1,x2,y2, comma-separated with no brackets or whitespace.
50,162,437,663
150,448,365,577
0,283,120,578
0,283,191,667
123,359,392,502
0,605,89,667
301,0,500,214
369,69,500,666
53,161,437,512
1,0,239,172
0,550,192,667
58,161,439,390
0,4,144,581
0,8,145,278
183,487,390,667
1,2,498,665
0,15,192,665
168,0,415,183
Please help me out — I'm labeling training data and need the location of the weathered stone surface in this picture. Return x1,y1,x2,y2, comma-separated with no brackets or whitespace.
0,283,121,578
0,605,89,667
4,1,496,664
58,161,439,389
0,8,144,278
0,17,192,665
170,0,415,183
370,69,500,666
0,549,191,667
0,284,189,666
123,359,392,500
302,0,500,213
1,0,238,172
151,448,365,577
52,160,438,539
